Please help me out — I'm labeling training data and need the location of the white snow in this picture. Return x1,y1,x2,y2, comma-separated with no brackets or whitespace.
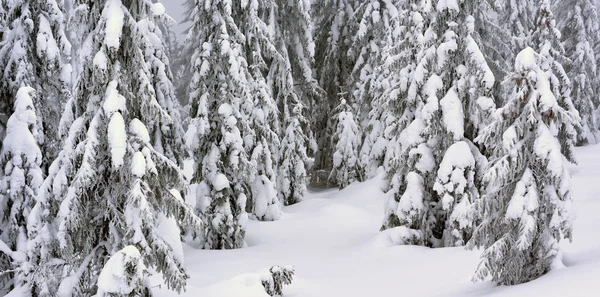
212,173,230,191
103,0,125,50
103,80,125,115
36,15,59,61
96,246,145,296
131,151,146,177
93,49,108,70
439,88,465,140
515,47,537,72
129,118,151,143
107,112,127,168
151,3,166,16
156,209,185,263
436,0,460,12
2,88,41,174
151,145,600,297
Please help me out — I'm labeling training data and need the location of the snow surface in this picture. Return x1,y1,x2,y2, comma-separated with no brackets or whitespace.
96,246,145,296
151,145,600,297
103,0,125,50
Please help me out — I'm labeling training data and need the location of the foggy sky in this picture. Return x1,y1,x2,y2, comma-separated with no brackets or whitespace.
161,0,187,37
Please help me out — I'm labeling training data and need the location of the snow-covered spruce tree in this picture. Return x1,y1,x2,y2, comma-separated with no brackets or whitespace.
226,0,283,220
27,1,202,295
278,104,311,205
0,0,72,172
530,0,581,163
360,0,428,177
469,47,576,285
498,0,538,55
381,0,494,247
472,0,513,105
312,0,356,174
184,0,253,248
267,0,320,201
347,0,401,115
379,0,435,242
554,0,600,144
0,87,43,293
346,0,403,177
143,7,188,167
329,98,361,189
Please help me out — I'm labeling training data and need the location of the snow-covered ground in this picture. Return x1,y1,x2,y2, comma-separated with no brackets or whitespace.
155,144,600,297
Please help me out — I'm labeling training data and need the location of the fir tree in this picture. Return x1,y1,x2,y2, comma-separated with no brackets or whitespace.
500,0,538,54
554,0,600,144
269,0,320,200
530,0,580,163
184,0,252,248
381,0,494,247
28,1,202,295
313,0,356,174
329,98,362,189
236,0,282,221
473,0,513,97
469,47,576,285
278,104,311,205
0,87,43,293
0,0,72,173
347,0,402,114
379,0,434,242
360,0,424,177
144,8,188,167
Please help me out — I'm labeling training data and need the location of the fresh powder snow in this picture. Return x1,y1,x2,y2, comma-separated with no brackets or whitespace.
151,145,600,296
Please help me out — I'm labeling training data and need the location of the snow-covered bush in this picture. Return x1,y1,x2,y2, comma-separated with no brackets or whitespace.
261,265,295,297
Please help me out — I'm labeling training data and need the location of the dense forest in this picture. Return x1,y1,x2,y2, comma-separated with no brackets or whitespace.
1,0,599,295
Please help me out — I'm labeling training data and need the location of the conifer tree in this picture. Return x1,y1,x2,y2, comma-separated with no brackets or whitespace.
469,47,576,285
329,98,362,189
499,0,538,54
313,0,356,174
184,0,253,248
380,0,436,244
360,0,424,177
278,104,311,205
473,0,513,94
0,0,72,172
555,0,600,144
347,0,402,113
235,0,282,220
530,0,580,162
145,10,188,167
28,1,202,295
381,0,494,247
269,0,320,201
0,87,43,293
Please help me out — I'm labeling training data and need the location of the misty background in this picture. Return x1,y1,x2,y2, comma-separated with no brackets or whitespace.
162,0,187,37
